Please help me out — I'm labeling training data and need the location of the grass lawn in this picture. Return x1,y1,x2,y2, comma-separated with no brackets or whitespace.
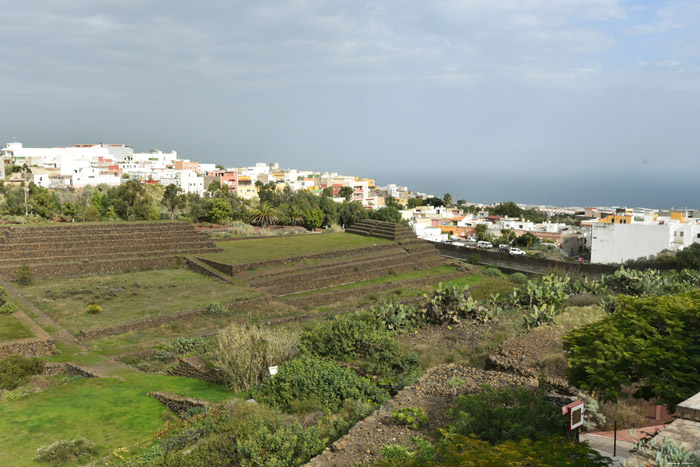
0,371,233,466
19,269,261,334
0,315,34,342
202,233,391,264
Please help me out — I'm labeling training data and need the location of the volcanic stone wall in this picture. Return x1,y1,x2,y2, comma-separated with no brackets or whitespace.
345,219,416,241
0,222,220,279
0,311,55,359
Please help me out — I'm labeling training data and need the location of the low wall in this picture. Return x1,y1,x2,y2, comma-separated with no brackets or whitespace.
183,257,234,283
148,391,210,418
43,362,99,378
434,243,618,278
168,356,226,385
0,256,182,280
0,337,55,359
0,311,56,359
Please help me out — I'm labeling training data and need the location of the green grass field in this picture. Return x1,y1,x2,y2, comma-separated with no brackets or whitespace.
0,315,34,342
19,269,261,333
0,371,233,466
202,233,391,264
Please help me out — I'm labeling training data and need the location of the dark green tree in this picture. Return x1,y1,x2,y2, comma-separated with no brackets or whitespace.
443,193,452,207
161,184,185,220
491,201,522,218
207,198,233,224
304,208,324,230
424,197,444,207
339,186,353,201
369,206,402,224
407,198,423,209
564,291,700,410
338,201,367,227
111,181,157,220
513,232,540,248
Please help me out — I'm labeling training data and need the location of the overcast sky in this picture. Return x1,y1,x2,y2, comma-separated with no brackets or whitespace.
1,1,698,205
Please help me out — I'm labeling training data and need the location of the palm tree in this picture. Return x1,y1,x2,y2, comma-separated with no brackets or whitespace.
250,201,278,228
287,205,304,226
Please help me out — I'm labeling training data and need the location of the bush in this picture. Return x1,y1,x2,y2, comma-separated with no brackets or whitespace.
86,304,102,314
0,355,45,390
203,302,229,317
510,272,527,284
253,355,389,411
300,312,420,378
299,312,378,361
483,268,503,278
154,350,175,363
467,253,481,265
369,301,425,332
35,437,96,464
0,286,7,306
0,302,18,315
211,323,298,392
376,432,611,467
450,385,567,444
16,264,32,286
393,407,428,429
169,337,207,355
159,399,325,466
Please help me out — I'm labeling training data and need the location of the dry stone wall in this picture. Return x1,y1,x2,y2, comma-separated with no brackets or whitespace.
167,356,226,385
197,243,398,276
0,311,55,359
148,391,210,417
0,222,220,279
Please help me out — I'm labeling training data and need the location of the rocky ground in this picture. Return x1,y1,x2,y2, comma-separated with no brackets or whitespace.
305,364,535,467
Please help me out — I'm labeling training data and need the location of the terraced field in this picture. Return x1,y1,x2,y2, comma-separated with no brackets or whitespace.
0,225,490,465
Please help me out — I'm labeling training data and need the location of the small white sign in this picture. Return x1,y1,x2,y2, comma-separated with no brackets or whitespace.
268,366,278,376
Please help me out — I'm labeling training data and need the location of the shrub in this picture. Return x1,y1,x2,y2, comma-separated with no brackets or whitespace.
86,304,102,314
376,432,611,467
510,272,527,284
211,323,299,392
154,350,175,363
450,385,567,444
467,253,481,265
169,337,207,355
203,302,229,317
299,312,377,361
0,355,45,390
483,268,503,278
0,287,7,306
253,355,390,411
16,264,32,286
35,437,96,464
0,302,18,315
393,407,428,429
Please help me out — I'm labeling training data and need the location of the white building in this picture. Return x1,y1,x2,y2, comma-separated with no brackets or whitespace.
156,170,204,195
590,219,700,264
412,220,448,243
71,167,121,188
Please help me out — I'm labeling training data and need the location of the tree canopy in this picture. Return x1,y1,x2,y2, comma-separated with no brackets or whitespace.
564,291,700,410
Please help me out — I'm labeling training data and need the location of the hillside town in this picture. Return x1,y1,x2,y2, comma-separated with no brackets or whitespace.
2,141,699,266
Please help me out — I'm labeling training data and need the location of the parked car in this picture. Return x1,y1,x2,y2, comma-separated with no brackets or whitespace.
508,247,526,255
477,241,493,249
498,244,510,252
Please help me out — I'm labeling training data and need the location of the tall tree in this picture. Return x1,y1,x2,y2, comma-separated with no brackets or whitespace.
564,291,700,410
161,184,185,220
443,193,452,207
250,201,279,228
339,186,353,201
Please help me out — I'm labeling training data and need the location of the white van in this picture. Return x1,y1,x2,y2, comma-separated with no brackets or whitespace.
477,241,493,249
